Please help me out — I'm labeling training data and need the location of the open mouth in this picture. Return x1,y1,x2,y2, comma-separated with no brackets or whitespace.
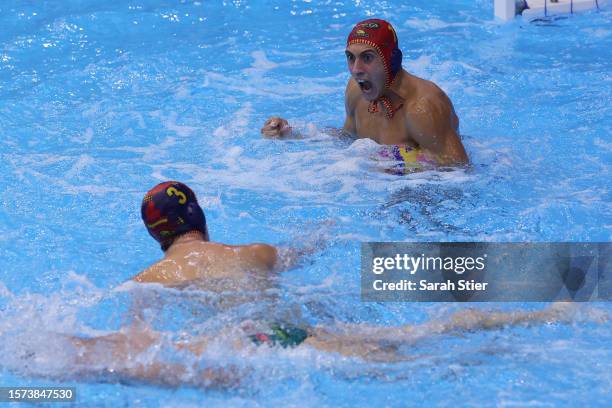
357,79,373,92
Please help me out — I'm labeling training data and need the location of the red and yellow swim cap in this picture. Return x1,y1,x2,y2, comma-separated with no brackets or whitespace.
347,19,402,88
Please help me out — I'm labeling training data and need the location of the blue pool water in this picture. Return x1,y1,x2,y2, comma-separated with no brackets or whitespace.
0,0,611,406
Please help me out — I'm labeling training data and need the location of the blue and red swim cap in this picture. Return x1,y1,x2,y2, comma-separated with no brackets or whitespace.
141,181,207,251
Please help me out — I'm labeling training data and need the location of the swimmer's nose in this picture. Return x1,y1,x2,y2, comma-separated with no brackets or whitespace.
351,58,366,75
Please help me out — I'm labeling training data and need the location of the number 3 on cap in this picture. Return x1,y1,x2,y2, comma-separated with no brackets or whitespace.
166,187,187,204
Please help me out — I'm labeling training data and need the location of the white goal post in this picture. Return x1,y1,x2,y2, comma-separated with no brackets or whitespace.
495,0,606,21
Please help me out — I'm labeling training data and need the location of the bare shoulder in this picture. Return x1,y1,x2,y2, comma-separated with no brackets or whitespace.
403,75,459,134
406,75,454,114
239,243,278,271
133,260,172,284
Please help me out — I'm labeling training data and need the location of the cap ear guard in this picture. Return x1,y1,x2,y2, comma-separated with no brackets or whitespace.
185,201,207,236
390,48,403,76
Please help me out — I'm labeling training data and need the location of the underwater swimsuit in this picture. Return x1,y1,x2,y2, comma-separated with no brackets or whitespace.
249,323,309,348
377,144,435,175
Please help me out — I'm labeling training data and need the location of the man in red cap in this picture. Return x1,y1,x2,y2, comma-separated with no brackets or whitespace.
261,19,468,166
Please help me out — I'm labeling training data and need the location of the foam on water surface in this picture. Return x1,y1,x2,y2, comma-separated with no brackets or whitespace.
0,0,610,406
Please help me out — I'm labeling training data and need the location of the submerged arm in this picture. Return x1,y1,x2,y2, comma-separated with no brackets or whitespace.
261,118,353,140
260,81,358,140
306,303,608,361
273,244,319,272
273,223,330,271
247,243,279,271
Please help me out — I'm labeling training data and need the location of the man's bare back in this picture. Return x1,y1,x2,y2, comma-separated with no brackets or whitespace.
133,231,278,288
137,181,279,289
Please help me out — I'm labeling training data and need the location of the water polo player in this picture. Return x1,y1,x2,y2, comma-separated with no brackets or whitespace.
261,18,468,167
63,303,602,388
135,181,279,287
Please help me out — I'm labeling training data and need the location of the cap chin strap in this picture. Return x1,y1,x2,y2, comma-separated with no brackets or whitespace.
367,46,403,119
368,68,403,119
368,96,404,119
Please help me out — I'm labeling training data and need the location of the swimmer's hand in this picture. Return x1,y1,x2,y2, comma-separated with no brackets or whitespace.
261,116,291,138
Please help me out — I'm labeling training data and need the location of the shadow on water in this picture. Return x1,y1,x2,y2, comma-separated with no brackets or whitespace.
378,181,471,235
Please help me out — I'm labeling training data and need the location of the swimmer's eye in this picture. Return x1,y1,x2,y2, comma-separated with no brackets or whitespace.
362,53,374,63
345,52,355,62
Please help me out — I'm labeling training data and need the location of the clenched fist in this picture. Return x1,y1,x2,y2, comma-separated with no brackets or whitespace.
261,117,291,138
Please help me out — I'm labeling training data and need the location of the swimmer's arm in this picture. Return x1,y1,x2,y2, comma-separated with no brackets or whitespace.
268,220,330,271
324,126,356,140
132,263,163,284
261,80,358,140
273,247,306,271
273,237,328,272
309,303,607,362
299,81,358,140
261,90,354,139
342,79,359,137
247,243,279,271
339,303,604,343
407,93,468,166
304,304,598,362
261,120,353,140
248,242,325,272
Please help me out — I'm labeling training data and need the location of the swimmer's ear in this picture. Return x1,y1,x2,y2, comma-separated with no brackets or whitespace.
390,48,403,74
